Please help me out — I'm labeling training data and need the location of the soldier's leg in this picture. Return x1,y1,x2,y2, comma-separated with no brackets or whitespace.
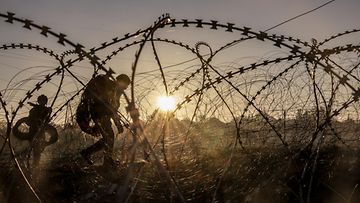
80,138,105,156
28,125,39,166
98,117,116,166
31,128,44,167
80,118,106,164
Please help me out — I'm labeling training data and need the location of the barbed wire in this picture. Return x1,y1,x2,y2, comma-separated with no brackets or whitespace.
0,11,359,202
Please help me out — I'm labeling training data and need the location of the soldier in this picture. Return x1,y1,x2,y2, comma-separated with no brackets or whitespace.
27,95,52,166
77,74,134,167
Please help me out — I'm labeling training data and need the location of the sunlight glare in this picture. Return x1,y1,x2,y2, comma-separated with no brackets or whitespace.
156,96,176,111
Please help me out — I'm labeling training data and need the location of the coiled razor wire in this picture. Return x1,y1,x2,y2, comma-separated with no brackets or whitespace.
0,11,359,202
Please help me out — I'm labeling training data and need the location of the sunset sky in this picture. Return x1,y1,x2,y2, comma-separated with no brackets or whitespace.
2,0,360,45
1,0,360,119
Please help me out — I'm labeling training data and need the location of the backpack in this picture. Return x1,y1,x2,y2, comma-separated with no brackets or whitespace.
76,75,115,135
83,75,115,104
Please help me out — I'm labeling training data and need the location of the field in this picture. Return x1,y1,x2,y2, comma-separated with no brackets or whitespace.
1,116,360,203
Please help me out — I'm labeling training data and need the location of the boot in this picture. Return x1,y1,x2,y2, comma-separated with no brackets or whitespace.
80,150,94,165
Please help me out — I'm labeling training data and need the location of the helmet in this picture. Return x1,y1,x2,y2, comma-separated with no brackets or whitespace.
37,94,48,105
116,74,131,85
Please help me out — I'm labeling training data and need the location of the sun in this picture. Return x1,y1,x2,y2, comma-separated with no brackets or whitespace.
156,96,176,111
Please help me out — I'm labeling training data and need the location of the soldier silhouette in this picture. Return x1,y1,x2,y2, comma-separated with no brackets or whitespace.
27,95,52,166
77,73,136,167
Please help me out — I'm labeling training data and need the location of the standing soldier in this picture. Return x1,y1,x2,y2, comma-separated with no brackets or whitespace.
27,95,52,166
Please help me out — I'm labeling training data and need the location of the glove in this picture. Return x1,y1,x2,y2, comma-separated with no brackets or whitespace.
129,108,140,120
126,103,140,120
